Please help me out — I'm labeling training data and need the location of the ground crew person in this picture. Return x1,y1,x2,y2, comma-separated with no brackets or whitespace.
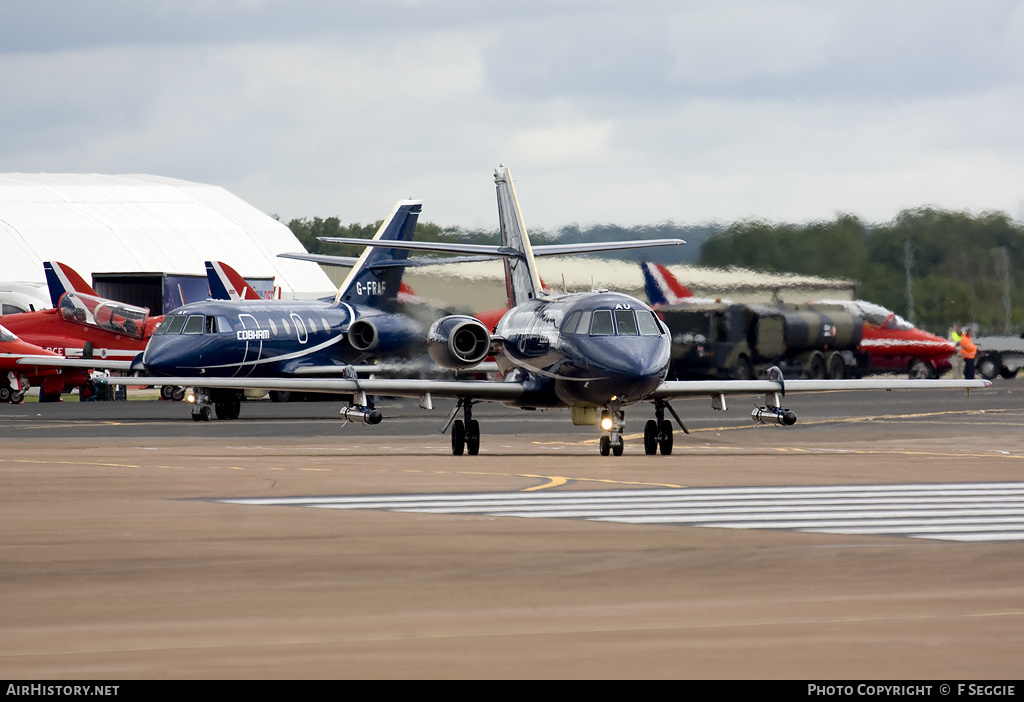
949,325,964,379
960,327,978,380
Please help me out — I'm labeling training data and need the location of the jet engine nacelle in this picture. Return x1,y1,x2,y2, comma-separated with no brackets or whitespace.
427,315,492,369
347,314,421,354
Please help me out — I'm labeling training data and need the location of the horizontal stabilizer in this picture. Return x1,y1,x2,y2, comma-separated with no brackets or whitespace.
316,238,686,259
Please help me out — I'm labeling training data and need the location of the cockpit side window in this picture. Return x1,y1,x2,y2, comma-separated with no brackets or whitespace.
636,310,663,336
574,311,591,334
562,311,581,334
590,310,614,335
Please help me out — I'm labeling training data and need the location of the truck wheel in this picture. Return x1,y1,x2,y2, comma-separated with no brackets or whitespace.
977,355,1000,381
826,352,846,379
805,352,826,380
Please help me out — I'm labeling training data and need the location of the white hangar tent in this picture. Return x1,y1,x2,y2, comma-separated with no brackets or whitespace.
0,174,335,312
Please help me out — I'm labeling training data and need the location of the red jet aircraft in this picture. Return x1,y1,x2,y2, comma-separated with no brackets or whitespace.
1,262,163,400
0,324,63,402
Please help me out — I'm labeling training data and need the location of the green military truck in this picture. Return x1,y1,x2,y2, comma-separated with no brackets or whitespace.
658,302,864,380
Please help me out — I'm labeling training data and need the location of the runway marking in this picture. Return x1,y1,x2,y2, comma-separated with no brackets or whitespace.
212,481,1024,542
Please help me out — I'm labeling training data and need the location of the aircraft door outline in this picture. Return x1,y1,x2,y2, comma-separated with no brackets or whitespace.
290,313,308,344
237,313,263,377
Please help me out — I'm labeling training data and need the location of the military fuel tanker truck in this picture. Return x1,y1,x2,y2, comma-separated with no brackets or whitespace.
658,302,864,380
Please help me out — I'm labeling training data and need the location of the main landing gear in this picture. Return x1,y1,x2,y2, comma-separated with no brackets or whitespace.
190,388,242,421
447,398,481,456
643,399,685,455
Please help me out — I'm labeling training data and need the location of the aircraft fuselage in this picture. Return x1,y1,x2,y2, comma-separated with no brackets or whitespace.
142,299,422,377
493,291,670,409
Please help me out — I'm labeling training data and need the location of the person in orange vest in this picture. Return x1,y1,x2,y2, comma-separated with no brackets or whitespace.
960,327,978,380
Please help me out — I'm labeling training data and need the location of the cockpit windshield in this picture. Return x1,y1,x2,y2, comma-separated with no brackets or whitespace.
0,324,17,343
574,308,664,336
854,301,915,331
154,314,233,335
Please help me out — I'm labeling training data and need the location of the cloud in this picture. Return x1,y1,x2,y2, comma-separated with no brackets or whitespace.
1,1,1023,229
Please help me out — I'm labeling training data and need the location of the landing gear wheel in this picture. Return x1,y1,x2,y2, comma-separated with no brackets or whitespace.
160,385,175,400
644,420,658,455
0,386,10,403
192,411,203,422
466,419,480,456
612,439,624,457
451,419,466,456
11,391,24,404
200,406,212,422
658,420,674,455
599,435,611,456
171,387,185,402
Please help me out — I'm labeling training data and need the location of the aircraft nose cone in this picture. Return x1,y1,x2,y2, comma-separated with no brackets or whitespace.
142,338,183,376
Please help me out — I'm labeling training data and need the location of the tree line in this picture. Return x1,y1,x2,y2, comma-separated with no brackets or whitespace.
287,207,1024,335
699,208,1023,335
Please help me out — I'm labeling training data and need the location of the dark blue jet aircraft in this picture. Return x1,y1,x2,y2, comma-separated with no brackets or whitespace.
111,166,989,454
136,199,428,420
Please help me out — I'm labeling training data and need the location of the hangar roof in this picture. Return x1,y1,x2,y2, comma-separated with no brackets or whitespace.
0,174,334,299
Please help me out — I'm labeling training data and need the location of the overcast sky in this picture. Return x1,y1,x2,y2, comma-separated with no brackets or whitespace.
4,1,1024,230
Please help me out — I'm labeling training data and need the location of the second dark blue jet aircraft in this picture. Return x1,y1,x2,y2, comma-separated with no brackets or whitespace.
138,199,426,420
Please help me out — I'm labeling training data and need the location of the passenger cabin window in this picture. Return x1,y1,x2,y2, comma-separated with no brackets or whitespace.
182,315,204,334
268,319,278,335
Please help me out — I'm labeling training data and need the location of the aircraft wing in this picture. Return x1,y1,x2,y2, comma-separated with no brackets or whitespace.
650,377,990,399
13,355,136,372
99,375,527,401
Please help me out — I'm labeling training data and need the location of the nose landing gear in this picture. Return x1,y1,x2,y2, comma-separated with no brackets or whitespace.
599,409,625,456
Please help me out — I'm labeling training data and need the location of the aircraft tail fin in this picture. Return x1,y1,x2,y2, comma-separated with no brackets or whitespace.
334,200,422,312
205,261,263,301
494,164,544,308
641,262,693,307
44,262,98,308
